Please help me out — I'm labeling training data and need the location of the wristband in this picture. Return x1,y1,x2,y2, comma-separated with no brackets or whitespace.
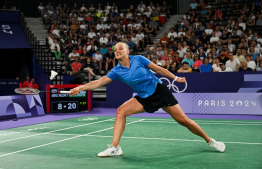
174,76,179,82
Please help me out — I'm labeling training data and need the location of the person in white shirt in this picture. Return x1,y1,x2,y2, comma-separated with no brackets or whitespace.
104,22,111,31
68,47,80,61
80,21,88,29
133,20,141,30
86,41,97,51
50,39,60,51
88,29,96,38
205,24,213,36
177,43,185,59
212,57,221,72
99,33,108,45
168,28,178,38
225,52,241,71
177,28,185,38
144,8,151,17
136,30,145,50
219,63,233,72
210,32,219,43
245,55,256,70
92,49,103,72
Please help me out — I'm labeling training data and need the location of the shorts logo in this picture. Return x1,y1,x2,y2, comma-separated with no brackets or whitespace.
160,77,187,93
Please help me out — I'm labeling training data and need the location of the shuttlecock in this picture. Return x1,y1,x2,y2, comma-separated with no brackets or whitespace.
50,70,58,80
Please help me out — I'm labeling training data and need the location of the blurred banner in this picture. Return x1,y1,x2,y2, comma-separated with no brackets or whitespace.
0,95,45,120
107,72,262,115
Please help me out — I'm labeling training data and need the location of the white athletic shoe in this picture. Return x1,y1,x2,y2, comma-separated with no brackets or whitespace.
208,138,226,152
97,144,123,157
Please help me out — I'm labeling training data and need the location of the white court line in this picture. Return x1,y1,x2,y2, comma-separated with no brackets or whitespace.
139,121,262,125
142,119,262,124
84,135,262,145
0,119,144,158
0,118,115,144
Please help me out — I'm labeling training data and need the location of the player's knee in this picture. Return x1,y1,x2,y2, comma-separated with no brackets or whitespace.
116,107,127,118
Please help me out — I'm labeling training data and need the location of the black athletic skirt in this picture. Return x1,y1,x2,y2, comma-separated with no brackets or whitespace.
134,83,178,113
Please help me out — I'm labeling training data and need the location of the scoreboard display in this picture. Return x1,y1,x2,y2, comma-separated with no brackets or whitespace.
46,84,92,113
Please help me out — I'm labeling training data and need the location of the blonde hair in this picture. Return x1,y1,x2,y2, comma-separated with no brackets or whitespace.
115,42,129,50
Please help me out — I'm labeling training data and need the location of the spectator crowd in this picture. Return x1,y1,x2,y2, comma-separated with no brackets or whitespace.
38,0,262,82
39,1,171,81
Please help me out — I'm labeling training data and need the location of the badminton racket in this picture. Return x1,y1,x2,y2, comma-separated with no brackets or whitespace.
14,88,71,95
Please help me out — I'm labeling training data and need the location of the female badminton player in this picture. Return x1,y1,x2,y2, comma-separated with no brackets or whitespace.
70,42,226,157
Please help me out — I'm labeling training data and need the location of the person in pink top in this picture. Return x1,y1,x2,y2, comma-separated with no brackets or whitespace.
71,57,82,73
192,54,203,71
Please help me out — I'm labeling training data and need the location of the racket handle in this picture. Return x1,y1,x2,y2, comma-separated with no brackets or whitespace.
59,91,71,94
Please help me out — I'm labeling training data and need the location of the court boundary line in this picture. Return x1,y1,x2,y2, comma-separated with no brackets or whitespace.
0,119,144,158
140,119,262,123
0,117,115,144
83,135,262,145
138,121,262,125
45,133,262,145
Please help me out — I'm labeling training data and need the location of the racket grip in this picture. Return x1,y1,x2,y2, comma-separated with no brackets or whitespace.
59,91,71,94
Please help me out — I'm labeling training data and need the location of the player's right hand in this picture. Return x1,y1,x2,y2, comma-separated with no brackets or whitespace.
70,87,80,95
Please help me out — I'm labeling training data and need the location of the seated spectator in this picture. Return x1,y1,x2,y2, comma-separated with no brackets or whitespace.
200,58,212,72
105,48,116,72
212,57,221,72
28,78,39,89
70,72,83,84
231,30,240,45
168,28,178,39
87,41,97,52
68,47,80,61
219,51,229,65
256,15,262,26
50,39,61,59
71,57,82,74
82,57,98,82
92,49,103,73
182,52,194,67
192,54,203,69
225,52,241,71
214,9,223,21
100,43,109,59
159,33,169,46
205,24,213,37
210,32,219,43
257,60,262,71
157,46,164,56
99,33,108,45
136,30,145,50
177,62,192,73
238,61,253,71
189,0,198,10
157,54,166,68
88,29,96,39
234,48,245,62
245,55,257,71
227,39,236,53
198,48,207,61
80,47,90,61
206,9,214,21
144,44,153,56
219,63,233,72
248,46,259,61
164,54,175,72
22,76,31,88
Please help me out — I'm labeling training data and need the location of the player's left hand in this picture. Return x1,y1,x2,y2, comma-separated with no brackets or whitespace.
177,77,186,83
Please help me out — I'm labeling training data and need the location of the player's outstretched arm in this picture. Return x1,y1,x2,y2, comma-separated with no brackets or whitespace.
70,76,112,95
148,62,186,83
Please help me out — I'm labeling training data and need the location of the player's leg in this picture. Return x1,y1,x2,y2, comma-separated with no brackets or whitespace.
163,104,226,152
97,98,144,157
162,104,210,142
112,98,145,147
105,60,109,71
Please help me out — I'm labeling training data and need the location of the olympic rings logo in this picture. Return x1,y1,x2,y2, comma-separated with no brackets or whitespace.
159,77,188,93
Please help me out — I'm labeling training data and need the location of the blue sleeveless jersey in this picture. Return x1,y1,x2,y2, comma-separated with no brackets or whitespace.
106,55,162,98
